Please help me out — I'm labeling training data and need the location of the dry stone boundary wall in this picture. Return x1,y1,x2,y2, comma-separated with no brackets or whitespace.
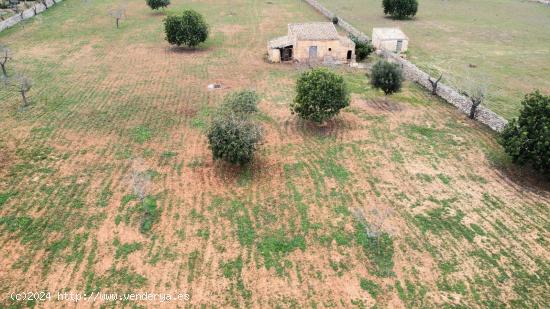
0,0,61,33
302,0,508,132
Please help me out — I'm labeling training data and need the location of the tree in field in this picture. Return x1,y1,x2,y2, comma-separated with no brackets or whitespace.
146,0,169,11
428,74,442,95
349,35,374,62
207,90,263,165
370,60,403,98
109,4,126,29
221,89,260,115
207,113,262,165
382,0,418,19
459,80,487,120
164,10,208,48
0,45,12,77
500,91,550,174
291,68,350,124
6,74,33,108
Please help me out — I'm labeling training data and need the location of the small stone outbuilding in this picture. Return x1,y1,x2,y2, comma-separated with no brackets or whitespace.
372,28,409,53
268,22,355,64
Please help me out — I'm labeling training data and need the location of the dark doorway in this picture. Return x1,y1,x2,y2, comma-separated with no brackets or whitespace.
280,46,293,61
347,50,352,60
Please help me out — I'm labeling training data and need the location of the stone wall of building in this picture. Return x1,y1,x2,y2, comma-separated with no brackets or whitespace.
0,0,60,33
302,0,508,132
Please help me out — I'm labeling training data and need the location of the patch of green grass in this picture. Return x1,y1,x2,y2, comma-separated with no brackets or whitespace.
416,173,434,183
113,239,142,259
196,227,210,240
140,195,160,234
319,159,350,184
391,149,404,163
131,125,153,144
97,186,113,208
187,250,200,283
0,191,17,207
16,145,53,162
414,207,476,242
329,259,351,277
224,200,255,246
333,204,351,217
221,256,243,279
159,151,177,165
257,230,306,276
437,173,451,185
395,280,428,309
354,221,395,277
360,278,381,298
437,277,467,295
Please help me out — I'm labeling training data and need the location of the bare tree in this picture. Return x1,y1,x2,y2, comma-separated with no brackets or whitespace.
428,73,442,95
0,45,12,77
130,158,150,202
7,74,33,108
109,4,127,29
461,84,486,120
14,74,32,108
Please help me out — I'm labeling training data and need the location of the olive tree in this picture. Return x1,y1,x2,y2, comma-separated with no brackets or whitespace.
291,68,350,124
0,45,12,77
3,73,33,108
349,35,374,62
382,0,418,19
207,113,262,165
221,89,260,115
500,91,550,174
455,74,487,120
109,4,126,29
146,0,169,11
370,60,403,98
164,10,208,48
428,74,442,95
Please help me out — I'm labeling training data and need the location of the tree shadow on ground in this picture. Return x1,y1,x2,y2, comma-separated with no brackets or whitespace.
488,153,550,195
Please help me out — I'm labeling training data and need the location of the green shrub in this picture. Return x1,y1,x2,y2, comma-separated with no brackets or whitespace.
382,0,418,19
291,68,350,123
146,0,169,10
207,114,262,165
222,90,260,115
370,60,403,96
350,35,374,62
500,91,550,174
140,196,159,233
164,10,209,48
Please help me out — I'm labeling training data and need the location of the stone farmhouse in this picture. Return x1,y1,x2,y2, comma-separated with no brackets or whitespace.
267,22,355,64
372,28,409,53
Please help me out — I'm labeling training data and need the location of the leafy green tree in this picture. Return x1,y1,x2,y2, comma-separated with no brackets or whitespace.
207,114,262,165
382,0,418,19
500,91,550,174
291,68,350,123
370,60,403,96
146,0,170,10
349,35,374,62
164,10,209,48
221,90,260,115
